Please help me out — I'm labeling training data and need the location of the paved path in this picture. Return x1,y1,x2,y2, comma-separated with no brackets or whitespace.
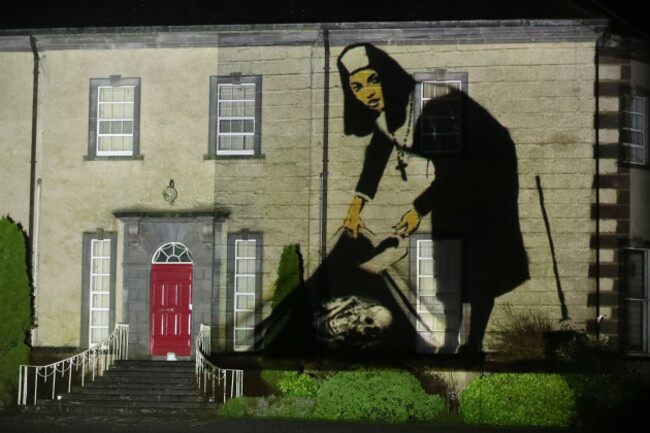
0,411,578,433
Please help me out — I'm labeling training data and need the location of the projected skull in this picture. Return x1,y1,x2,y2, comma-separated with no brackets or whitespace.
315,295,392,348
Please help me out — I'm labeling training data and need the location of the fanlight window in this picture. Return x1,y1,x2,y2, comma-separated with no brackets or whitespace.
152,242,193,263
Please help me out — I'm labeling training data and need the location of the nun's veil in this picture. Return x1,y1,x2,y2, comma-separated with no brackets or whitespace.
337,43,415,137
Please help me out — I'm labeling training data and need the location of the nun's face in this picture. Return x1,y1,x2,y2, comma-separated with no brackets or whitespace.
349,68,384,112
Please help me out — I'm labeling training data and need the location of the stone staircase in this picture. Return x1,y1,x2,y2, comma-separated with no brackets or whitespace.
33,360,215,416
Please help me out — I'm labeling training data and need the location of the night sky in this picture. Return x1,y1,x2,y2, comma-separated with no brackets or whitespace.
0,0,647,40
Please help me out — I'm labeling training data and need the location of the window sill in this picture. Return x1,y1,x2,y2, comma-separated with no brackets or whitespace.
204,153,265,160
84,155,144,161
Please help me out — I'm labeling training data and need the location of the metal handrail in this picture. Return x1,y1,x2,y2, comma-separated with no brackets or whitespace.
17,323,129,406
195,324,244,403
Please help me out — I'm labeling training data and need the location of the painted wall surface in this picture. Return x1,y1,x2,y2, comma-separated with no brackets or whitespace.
0,52,33,226
310,41,598,353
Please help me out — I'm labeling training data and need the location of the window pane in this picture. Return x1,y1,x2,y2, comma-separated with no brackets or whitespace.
419,295,445,313
219,102,233,117
418,276,435,295
91,328,109,344
237,240,256,257
230,136,243,150
418,241,433,258
218,135,231,150
92,294,109,309
243,85,255,99
235,312,255,328
91,275,110,292
236,258,255,274
219,85,232,100
231,86,244,100
419,259,433,276
219,120,232,133
623,250,645,298
625,300,644,351
92,258,110,274
236,276,255,293
91,310,109,326
244,101,255,116
234,329,254,346
236,294,255,310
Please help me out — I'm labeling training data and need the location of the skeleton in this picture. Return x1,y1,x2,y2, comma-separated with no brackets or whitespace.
314,295,392,348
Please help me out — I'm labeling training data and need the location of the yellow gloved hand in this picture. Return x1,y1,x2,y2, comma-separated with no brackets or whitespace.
343,196,366,238
393,208,421,237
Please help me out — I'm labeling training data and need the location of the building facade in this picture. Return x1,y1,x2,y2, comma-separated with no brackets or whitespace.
1,20,648,360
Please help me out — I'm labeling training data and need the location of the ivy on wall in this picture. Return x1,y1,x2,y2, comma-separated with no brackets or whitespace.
0,217,32,408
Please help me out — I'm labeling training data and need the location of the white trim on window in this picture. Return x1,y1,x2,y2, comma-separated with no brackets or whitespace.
96,86,136,157
217,83,256,156
622,248,650,353
89,239,111,346
233,239,257,351
622,95,649,165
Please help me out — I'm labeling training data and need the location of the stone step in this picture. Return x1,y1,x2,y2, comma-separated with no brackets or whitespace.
32,400,214,416
61,392,207,403
75,386,203,396
31,361,218,416
99,371,195,381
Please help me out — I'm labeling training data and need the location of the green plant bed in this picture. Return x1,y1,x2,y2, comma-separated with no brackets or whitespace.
460,373,575,427
218,396,316,419
314,370,445,423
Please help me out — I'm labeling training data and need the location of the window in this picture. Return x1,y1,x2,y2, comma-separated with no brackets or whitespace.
208,75,262,158
227,232,262,351
414,71,467,155
621,95,649,165
81,232,117,347
621,248,650,353
86,77,141,160
410,234,463,353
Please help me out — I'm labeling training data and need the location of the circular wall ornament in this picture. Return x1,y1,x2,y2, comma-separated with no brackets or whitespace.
163,179,177,203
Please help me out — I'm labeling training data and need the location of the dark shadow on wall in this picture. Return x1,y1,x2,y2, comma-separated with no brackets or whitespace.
261,43,530,361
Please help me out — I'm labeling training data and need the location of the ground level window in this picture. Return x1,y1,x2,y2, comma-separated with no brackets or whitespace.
228,232,262,352
411,235,463,353
621,248,650,353
81,232,116,347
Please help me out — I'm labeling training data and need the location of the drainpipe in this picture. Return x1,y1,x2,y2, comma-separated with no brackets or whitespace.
594,35,603,339
320,27,330,262
28,35,40,271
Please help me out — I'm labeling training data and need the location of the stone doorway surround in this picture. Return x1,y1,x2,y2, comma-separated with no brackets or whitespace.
114,212,228,359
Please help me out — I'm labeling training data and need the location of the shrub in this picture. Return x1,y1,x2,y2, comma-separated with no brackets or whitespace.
271,244,303,308
314,370,445,423
491,304,561,363
460,373,574,427
218,395,316,419
218,396,253,417
0,217,32,408
277,371,322,398
259,369,285,395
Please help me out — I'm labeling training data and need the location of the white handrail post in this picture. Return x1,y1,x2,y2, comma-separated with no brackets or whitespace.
33,367,38,405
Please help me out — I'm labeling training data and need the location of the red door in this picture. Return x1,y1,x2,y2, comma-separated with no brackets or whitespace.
150,263,193,356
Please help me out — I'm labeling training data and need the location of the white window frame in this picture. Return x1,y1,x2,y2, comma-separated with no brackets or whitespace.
621,95,649,166
89,238,111,346
96,85,136,157
416,239,436,333
233,239,257,351
216,82,256,156
414,71,467,156
622,248,650,354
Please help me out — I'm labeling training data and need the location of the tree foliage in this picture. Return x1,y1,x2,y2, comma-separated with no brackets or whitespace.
0,217,32,407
